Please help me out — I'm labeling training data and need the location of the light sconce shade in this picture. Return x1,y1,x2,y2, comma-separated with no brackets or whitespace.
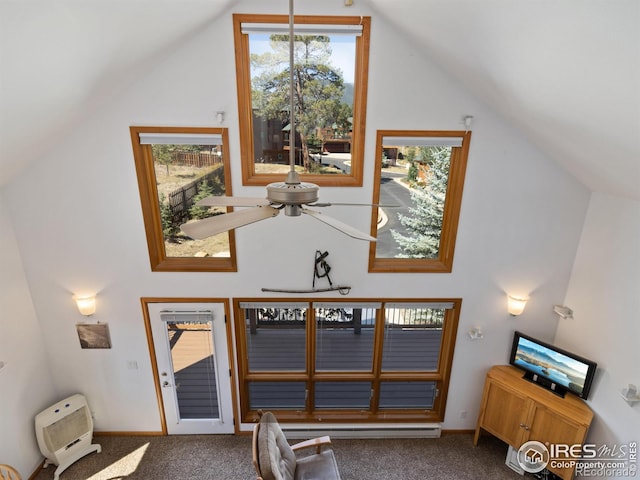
507,295,528,316
553,305,574,319
74,295,96,316
621,384,640,405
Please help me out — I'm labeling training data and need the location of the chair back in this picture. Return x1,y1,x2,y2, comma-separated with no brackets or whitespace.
0,465,21,480
252,422,264,479
252,411,297,480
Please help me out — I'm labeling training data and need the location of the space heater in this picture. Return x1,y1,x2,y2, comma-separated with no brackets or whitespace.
35,394,101,480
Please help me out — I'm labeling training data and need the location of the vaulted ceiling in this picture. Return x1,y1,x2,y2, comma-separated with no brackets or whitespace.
1,0,638,198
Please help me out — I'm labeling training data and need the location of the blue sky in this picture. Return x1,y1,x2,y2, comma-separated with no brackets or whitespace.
250,33,356,84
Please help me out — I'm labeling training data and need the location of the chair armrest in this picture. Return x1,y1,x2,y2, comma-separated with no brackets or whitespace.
291,435,332,454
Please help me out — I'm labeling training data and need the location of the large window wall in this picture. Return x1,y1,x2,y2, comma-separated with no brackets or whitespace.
234,299,460,424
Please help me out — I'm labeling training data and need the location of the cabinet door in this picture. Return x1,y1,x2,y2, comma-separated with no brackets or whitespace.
479,380,530,446
527,403,588,480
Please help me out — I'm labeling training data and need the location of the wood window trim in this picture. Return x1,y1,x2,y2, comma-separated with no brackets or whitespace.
368,130,472,273
233,297,460,424
232,13,371,187
131,126,237,272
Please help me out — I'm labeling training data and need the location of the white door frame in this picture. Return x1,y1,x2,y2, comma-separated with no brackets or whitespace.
143,298,236,434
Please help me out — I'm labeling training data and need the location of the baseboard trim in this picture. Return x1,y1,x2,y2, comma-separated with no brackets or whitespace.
94,431,165,436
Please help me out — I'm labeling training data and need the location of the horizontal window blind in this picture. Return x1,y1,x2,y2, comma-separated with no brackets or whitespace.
239,302,309,310
241,23,362,36
313,302,382,309
382,136,463,148
160,310,213,323
385,302,454,310
139,133,223,146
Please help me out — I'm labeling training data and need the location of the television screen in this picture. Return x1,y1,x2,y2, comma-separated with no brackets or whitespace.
509,331,597,399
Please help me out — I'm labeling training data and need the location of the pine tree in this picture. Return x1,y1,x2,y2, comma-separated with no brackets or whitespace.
188,179,217,220
391,147,451,258
159,193,179,239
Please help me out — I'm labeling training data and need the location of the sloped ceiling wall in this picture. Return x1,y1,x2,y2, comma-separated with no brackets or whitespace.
1,0,638,197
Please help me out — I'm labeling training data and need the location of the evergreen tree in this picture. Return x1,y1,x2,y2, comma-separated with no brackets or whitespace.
159,193,179,239
407,161,418,184
391,147,451,258
188,179,217,220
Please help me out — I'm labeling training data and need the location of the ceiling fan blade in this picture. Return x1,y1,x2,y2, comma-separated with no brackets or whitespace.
308,202,399,208
302,209,377,242
181,206,280,239
196,196,271,207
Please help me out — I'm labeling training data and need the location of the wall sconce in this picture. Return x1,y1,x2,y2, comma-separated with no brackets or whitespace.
553,305,574,319
468,327,483,340
621,384,640,406
507,295,528,316
74,295,96,316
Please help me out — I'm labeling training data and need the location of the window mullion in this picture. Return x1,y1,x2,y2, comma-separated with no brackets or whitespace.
307,306,316,413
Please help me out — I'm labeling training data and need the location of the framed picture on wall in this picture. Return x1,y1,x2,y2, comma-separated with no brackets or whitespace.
76,323,112,349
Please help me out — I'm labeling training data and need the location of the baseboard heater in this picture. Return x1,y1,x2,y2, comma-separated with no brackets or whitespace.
282,423,442,439
35,394,102,480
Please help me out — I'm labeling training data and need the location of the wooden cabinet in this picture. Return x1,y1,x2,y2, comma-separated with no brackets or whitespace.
474,365,593,480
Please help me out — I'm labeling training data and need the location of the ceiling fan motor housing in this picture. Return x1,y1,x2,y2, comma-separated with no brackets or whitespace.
266,181,319,216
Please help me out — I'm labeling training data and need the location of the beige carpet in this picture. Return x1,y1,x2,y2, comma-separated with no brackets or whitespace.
32,433,526,479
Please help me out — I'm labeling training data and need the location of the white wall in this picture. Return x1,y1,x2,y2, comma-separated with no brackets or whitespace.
0,195,57,476
555,193,640,471
3,0,591,452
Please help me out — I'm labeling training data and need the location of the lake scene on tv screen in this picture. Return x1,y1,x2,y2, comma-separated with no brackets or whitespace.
514,337,588,394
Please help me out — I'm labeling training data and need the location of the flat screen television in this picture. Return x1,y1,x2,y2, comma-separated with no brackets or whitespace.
509,331,597,400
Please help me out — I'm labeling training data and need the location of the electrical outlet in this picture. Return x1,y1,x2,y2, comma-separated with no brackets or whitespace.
459,410,468,419
127,361,139,370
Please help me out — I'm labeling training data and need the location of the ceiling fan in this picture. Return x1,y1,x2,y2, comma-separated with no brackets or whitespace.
180,0,378,243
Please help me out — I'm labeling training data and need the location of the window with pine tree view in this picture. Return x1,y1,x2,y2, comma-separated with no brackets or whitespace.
131,126,237,272
234,299,460,424
369,131,471,273
233,14,370,186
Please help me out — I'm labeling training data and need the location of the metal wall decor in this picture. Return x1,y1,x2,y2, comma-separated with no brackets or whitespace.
262,250,351,295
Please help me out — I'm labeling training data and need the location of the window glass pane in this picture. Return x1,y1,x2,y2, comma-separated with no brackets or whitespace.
376,144,452,259
244,307,306,371
248,32,356,176
167,321,219,420
315,382,371,409
381,307,445,371
315,307,376,371
379,381,436,409
151,142,231,258
249,382,306,410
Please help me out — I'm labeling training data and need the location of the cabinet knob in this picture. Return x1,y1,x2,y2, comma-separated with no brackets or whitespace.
519,423,530,430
